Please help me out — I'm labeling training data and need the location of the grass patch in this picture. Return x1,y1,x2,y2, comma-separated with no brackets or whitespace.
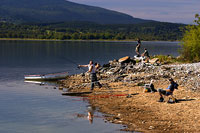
153,55,184,64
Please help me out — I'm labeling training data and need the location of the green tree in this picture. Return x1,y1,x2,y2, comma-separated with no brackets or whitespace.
71,33,79,39
180,14,200,62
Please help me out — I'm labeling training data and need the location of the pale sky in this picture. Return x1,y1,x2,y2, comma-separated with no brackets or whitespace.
68,0,200,24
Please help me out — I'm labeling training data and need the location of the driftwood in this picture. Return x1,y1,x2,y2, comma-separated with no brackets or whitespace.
62,91,92,96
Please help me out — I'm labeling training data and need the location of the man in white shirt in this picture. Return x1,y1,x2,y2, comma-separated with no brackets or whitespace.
79,61,102,91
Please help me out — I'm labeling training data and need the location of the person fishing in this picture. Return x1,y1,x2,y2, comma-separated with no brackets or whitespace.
135,38,141,57
78,61,102,91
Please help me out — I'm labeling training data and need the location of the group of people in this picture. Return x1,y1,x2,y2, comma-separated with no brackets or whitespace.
78,38,178,103
135,38,150,62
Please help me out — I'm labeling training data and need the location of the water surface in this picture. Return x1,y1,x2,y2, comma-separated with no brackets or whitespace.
0,40,180,133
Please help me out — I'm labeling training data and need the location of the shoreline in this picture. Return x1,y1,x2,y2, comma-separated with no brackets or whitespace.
0,38,180,43
60,57,200,132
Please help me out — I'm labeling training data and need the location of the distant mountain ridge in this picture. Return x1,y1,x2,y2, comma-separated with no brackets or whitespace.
0,0,153,24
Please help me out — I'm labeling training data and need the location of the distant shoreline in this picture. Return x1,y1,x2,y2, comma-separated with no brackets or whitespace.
0,38,179,43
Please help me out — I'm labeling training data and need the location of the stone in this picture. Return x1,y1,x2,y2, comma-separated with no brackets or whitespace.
149,126,154,130
71,56,200,92
149,58,159,64
103,63,110,68
118,56,130,63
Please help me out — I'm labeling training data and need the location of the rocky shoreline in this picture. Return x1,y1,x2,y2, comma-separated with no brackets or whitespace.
60,56,200,132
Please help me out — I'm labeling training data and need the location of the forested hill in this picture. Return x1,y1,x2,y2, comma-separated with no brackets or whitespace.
0,21,185,41
0,0,151,24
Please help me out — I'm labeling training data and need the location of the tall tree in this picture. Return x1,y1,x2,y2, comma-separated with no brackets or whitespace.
180,14,200,62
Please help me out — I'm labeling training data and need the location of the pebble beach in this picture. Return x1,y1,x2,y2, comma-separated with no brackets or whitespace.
60,56,200,132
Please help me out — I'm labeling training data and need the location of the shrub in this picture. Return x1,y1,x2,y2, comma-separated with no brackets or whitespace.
154,55,177,64
180,14,200,62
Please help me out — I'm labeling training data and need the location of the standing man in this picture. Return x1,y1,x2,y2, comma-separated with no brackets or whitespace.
135,38,141,57
79,61,102,91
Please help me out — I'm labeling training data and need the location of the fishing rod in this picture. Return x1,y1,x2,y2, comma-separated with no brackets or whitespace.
59,56,117,89
59,56,87,73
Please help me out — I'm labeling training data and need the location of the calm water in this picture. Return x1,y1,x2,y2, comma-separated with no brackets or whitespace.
0,40,180,133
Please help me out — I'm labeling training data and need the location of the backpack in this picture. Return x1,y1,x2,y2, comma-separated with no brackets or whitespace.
150,84,157,92
174,82,179,89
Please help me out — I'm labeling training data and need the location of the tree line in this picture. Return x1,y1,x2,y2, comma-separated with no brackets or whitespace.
0,21,185,41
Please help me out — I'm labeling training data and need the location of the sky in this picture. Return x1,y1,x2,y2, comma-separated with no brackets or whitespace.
68,0,200,24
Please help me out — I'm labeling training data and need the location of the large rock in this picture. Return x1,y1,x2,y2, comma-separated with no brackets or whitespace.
149,58,159,64
118,56,130,63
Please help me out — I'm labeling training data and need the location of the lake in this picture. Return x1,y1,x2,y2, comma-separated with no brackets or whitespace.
0,40,180,133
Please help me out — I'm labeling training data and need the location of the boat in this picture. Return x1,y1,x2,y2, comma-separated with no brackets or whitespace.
24,72,68,81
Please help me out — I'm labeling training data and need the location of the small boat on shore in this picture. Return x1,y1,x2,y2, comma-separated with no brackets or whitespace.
24,72,68,81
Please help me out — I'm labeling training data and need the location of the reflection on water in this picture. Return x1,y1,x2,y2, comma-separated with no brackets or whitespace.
24,80,58,86
0,40,180,133
75,105,102,125
75,106,94,124
0,80,123,133
87,106,95,124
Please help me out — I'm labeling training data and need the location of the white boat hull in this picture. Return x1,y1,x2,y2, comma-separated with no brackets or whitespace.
24,72,68,81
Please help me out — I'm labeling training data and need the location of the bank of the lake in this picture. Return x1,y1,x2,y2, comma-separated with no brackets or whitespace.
0,38,180,42
60,58,200,132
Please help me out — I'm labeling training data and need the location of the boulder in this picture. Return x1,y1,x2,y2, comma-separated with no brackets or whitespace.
118,56,130,63
149,58,159,64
